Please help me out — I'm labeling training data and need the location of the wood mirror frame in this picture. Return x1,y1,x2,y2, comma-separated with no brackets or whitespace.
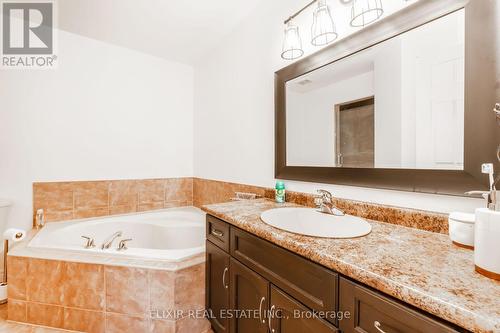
275,0,500,196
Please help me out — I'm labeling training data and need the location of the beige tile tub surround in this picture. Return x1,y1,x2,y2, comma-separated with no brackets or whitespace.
7,256,210,333
33,178,193,223
34,177,448,233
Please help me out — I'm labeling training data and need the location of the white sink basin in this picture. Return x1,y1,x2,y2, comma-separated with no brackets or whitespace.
260,207,372,238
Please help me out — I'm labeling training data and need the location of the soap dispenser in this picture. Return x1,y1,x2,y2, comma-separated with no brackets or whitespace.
474,163,500,280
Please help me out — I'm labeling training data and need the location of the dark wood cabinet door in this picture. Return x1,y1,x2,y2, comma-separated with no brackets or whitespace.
229,258,269,333
206,241,231,333
269,286,339,333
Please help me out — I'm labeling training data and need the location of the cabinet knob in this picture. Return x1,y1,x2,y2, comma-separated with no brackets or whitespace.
211,229,224,237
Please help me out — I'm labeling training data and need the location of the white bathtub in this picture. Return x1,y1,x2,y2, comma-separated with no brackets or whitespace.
28,207,206,262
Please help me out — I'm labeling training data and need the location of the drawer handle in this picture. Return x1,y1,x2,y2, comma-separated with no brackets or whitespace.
374,321,387,333
211,229,224,237
268,305,276,333
222,267,229,289
258,296,266,324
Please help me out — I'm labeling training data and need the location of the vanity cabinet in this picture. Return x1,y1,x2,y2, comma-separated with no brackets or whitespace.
206,215,463,333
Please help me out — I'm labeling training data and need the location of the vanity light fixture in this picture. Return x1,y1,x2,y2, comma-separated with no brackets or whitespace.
281,22,304,60
350,0,384,27
311,0,338,46
281,0,383,60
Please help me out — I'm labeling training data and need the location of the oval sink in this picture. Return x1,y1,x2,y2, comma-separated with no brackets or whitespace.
260,207,372,238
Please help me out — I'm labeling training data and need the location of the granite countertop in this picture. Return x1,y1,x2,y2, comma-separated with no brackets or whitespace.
202,199,500,333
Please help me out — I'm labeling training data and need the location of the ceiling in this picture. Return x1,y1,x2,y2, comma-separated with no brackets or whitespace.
288,47,377,93
57,0,266,65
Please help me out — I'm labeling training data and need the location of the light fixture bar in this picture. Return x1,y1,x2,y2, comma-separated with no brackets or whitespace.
284,0,317,25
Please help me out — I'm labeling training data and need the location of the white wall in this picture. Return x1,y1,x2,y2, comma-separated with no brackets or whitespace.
0,30,194,231
374,38,402,168
287,71,374,166
194,0,483,214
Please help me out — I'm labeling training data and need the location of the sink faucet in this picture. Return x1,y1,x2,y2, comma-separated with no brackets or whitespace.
101,231,123,249
316,190,344,216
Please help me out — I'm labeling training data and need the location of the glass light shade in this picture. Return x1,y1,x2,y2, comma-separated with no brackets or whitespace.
281,24,304,60
311,1,338,46
350,0,383,27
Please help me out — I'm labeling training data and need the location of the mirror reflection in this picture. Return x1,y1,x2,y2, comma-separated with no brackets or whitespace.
286,9,464,170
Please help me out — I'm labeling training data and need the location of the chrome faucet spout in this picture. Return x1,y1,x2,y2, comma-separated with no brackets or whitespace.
315,189,345,216
101,231,123,250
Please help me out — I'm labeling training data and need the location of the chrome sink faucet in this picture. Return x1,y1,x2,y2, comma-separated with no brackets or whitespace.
316,189,345,216
101,231,123,250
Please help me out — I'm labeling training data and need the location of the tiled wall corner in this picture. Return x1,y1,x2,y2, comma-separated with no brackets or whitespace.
33,177,193,224
192,178,267,207
33,176,447,232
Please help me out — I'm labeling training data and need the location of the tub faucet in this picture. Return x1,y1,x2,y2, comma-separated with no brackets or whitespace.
117,238,132,251
101,231,123,250
315,189,345,216
81,236,95,249
35,209,45,229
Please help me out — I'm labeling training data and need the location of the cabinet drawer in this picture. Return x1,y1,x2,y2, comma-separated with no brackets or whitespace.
230,227,338,324
206,215,230,252
339,277,460,333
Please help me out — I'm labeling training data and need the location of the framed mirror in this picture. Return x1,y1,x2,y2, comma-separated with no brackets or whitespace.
275,0,500,196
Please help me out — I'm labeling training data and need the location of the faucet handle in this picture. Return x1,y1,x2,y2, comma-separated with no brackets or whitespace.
81,236,95,249
317,189,333,201
117,239,132,251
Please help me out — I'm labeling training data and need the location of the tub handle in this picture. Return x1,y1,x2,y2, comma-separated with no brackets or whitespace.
81,236,95,249
222,267,229,289
211,229,224,238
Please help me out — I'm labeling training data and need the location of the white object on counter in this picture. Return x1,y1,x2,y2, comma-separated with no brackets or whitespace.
3,228,26,243
448,212,475,249
474,208,500,280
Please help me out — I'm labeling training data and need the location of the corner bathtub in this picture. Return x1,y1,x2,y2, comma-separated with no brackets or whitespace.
27,207,206,262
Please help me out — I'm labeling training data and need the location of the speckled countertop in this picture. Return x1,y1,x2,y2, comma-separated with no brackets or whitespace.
202,199,500,333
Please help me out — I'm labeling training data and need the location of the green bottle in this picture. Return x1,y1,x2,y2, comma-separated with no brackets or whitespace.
275,181,286,203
